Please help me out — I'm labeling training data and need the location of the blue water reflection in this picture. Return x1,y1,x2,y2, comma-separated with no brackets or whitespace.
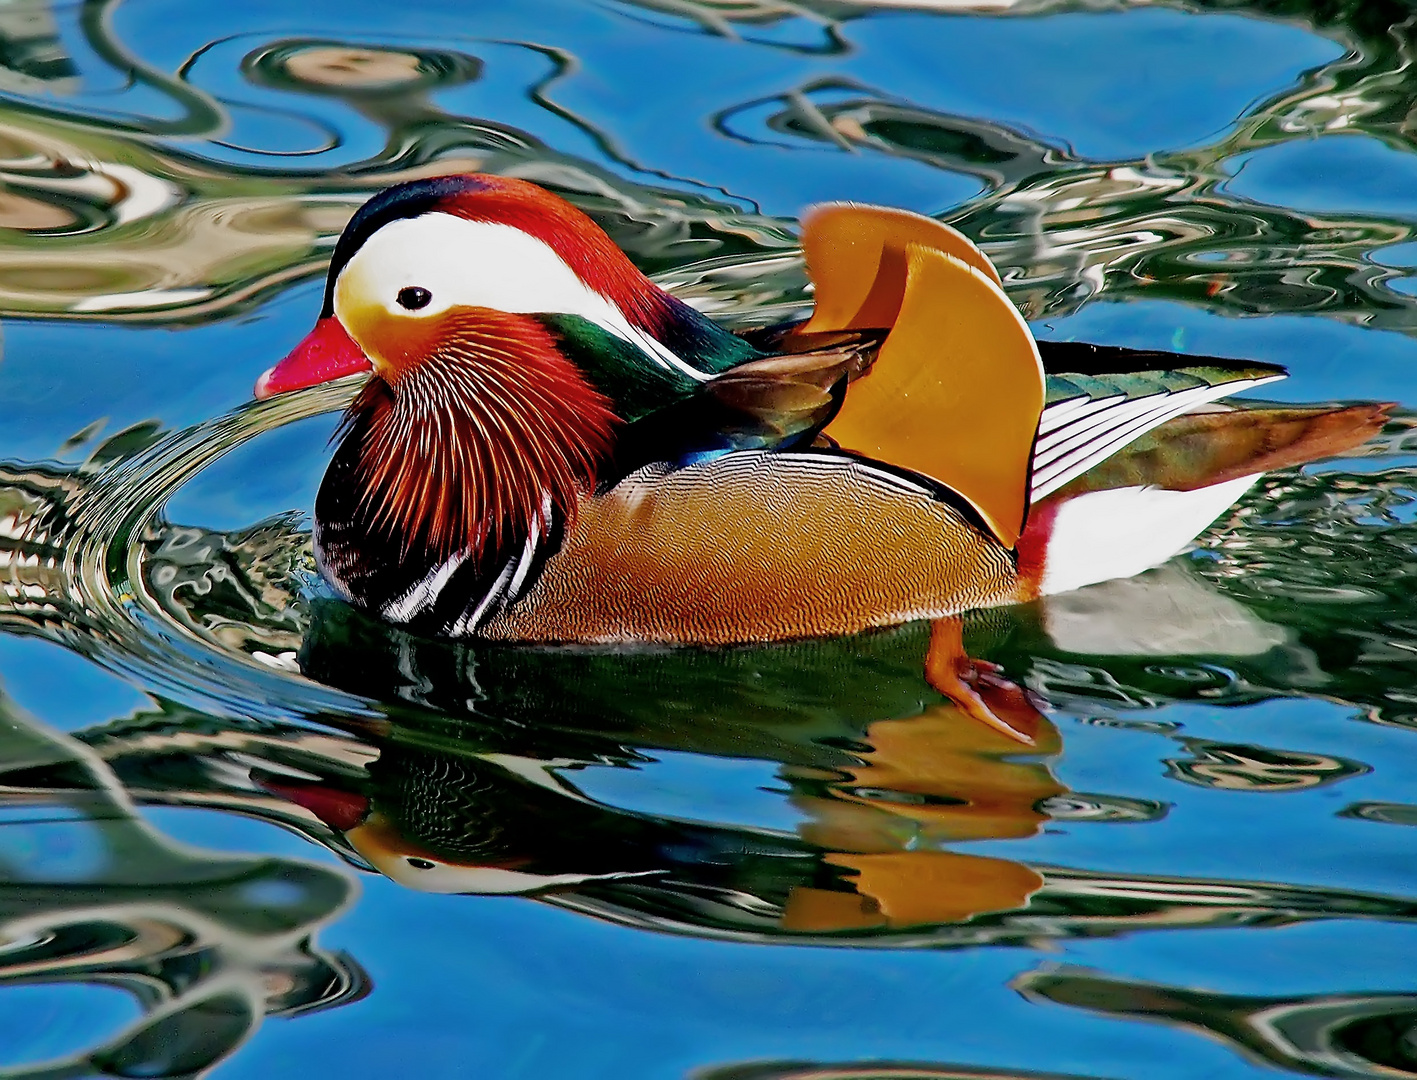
847,10,1342,160
1228,136,1417,220
1,1,1417,1078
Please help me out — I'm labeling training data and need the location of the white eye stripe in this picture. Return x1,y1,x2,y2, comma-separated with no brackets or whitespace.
336,212,709,382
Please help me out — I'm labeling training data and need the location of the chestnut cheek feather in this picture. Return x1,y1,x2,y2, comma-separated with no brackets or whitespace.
255,317,371,398
341,308,621,565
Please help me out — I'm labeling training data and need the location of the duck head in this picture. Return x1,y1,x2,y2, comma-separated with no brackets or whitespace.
261,763,663,897
255,172,749,400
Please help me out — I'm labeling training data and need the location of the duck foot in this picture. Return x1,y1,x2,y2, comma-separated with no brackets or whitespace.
924,617,1042,745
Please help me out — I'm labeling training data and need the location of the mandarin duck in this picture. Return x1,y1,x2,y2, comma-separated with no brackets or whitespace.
255,173,1387,657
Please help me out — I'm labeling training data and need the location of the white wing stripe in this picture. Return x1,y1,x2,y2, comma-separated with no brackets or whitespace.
505,519,542,602
1032,394,1209,497
452,555,519,636
1030,376,1283,501
1038,393,1124,435
614,320,711,383
1034,388,1227,492
1034,393,1171,472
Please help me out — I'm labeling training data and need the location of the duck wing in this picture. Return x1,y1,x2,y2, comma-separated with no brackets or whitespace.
1030,349,1287,501
622,238,1047,552
813,242,1045,549
618,204,1295,550
742,330,1291,494
605,344,863,485
1017,399,1391,597
1043,399,1392,497
767,201,1295,533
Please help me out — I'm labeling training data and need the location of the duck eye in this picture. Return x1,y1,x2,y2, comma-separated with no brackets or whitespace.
407,857,435,870
397,286,432,311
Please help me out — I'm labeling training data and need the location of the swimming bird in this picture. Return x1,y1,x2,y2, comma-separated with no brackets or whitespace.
255,173,1387,651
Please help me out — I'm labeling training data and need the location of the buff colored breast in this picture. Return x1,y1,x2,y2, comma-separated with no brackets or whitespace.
481,451,1024,644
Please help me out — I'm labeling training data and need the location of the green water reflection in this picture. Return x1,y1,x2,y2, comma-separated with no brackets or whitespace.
0,0,1407,332
0,694,364,1078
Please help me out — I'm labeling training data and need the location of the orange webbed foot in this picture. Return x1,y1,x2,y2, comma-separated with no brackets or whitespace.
924,617,1043,746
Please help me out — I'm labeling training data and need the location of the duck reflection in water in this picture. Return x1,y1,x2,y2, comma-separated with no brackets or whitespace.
275,605,1060,931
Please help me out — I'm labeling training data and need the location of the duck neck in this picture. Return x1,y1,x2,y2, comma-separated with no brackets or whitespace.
318,310,619,624
649,292,763,377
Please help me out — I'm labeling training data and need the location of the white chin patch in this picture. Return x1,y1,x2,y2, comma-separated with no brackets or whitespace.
336,212,705,380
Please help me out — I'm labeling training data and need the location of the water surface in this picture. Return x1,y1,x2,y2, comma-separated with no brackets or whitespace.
3,1,1417,1077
